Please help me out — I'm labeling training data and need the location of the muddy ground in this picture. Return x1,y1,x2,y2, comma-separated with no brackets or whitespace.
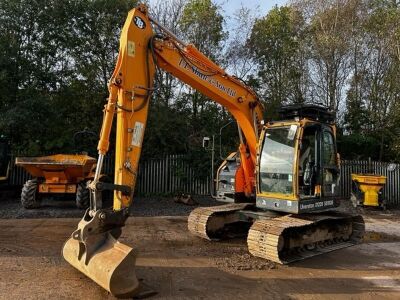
0,195,399,299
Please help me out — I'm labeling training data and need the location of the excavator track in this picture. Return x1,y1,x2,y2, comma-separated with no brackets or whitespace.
188,203,253,240
247,213,365,264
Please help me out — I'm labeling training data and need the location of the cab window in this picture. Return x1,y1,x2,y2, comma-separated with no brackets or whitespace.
259,126,297,195
322,131,335,166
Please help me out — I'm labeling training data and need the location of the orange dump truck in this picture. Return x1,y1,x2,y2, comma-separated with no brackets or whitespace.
15,154,96,209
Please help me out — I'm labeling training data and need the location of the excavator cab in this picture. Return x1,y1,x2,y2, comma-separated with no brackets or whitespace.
214,105,341,210
257,104,341,213
190,105,364,264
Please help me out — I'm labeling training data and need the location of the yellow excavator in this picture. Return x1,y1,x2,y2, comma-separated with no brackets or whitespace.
62,4,365,298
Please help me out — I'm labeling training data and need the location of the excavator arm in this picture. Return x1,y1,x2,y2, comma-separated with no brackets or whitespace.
63,4,264,298
96,4,263,210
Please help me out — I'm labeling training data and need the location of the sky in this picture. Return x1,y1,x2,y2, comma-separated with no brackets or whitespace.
147,0,288,18
214,0,288,17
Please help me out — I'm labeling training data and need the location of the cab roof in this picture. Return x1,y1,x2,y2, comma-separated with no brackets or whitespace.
278,104,335,124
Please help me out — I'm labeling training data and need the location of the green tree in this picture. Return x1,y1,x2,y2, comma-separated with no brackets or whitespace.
177,0,230,144
179,0,226,59
0,0,69,153
292,0,360,114
344,0,400,160
249,6,307,119
0,0,137,154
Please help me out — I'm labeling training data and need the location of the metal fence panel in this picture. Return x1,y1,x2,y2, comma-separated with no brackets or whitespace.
9,155,31,186
8,154,211,196
7,155,400,203
340,160,400,206
104,154,211,195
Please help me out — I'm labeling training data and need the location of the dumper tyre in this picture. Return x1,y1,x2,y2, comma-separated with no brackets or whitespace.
21,179,40,209
76,181,90,209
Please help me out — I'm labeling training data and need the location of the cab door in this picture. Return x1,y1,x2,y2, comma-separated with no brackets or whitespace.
320,127,340,198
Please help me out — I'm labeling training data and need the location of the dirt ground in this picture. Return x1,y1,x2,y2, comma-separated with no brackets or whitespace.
0,196,400,299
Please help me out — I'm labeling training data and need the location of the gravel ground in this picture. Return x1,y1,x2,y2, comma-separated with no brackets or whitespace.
0,194,221,219
1,187,398,220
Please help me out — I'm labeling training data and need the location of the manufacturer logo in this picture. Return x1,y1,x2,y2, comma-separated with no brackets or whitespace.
133,16,146,29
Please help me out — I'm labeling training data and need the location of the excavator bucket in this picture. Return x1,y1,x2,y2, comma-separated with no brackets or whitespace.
62,209,139,298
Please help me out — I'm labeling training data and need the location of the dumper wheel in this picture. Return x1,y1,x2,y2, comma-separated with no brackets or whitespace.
76,181,90,209
21,179,40,209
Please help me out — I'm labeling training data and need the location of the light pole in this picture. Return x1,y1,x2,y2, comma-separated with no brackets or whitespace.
202,135,215,197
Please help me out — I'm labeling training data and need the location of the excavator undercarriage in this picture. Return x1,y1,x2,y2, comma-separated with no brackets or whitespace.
188,204,365,264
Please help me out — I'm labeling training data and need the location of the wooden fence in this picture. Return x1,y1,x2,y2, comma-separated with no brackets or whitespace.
7,155,400,205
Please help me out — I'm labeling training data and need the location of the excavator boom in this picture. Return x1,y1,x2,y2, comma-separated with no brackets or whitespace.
63,4,263,297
